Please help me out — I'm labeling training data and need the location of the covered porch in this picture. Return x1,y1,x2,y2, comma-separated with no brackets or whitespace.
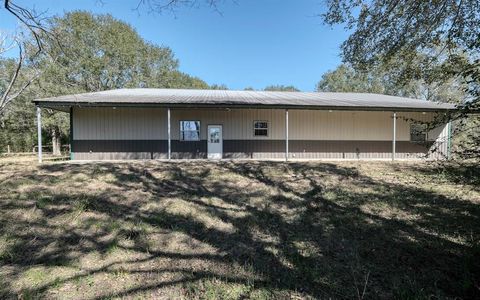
35,105,452,162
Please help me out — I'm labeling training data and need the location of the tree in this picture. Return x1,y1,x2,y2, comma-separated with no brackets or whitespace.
316,62,474,159
0,32,39,118
322,0,479,104
209,84,228,90
0,2,223,154
3,0,226,53
317,63,466,103
0,88,37,153
316,64,387,94
322,0,480,159
27,11,180,155
1,0,221,111
264,85,300,92
161,71,210,89
2,11,211,154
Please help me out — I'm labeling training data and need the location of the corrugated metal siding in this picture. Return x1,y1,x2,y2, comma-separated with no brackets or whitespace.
74,152,167,160
288,110,438,141
72,107,449,160
223,140,433,160
171,109,285,140
428,122,449,159
289,110,393,140
73,107,167,140
74,108,441,141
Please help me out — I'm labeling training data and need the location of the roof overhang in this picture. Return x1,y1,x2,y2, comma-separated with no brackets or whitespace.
34,101,458,113
33,88,459,113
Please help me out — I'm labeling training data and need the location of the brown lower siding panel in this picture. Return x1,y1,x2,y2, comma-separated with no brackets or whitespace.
72,140,207,160
72,139,436,160
73,140,206,152
72,140,168,152
73,152,208,160
224,140,432,153
223,140,434,159
73,152,167,160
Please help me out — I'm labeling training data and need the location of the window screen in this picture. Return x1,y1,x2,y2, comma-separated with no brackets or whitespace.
254,121,268,136
180,121,200,141
410,124,427,142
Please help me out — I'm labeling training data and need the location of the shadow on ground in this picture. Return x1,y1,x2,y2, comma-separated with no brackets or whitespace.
0,160,479,299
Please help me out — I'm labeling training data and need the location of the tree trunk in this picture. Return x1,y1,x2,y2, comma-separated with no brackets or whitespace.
52,127,61,156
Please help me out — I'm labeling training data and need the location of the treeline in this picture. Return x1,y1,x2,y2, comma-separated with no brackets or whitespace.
1,11,476,158
0,10,307,154
315,63,479,159
0,11,225,154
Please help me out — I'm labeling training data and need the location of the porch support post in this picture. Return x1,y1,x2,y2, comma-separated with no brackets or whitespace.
167,108,171,160
447,120,452,160
69,107,73,160
285,109,289,161
37,106,42,163
392,111,397,161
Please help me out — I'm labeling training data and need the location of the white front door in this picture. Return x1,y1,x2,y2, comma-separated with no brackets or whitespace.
207,125,223,159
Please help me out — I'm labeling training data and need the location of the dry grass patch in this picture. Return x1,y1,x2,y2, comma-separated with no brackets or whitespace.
0,159,479,299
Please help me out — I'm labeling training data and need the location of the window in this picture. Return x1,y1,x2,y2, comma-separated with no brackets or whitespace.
410,124,427,142
253,121,269,136
209,127,220,143
180,121,200,141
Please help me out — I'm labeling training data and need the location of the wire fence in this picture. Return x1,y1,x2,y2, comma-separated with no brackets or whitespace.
1,144,70,155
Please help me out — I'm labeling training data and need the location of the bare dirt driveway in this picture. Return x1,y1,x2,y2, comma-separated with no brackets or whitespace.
0,159,479,299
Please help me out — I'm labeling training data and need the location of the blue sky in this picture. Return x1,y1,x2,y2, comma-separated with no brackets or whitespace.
0,0,350,91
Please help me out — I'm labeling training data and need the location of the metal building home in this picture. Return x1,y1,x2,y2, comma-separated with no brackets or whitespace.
34,88,455,161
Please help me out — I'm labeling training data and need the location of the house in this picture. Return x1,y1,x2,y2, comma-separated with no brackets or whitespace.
34,88,455,162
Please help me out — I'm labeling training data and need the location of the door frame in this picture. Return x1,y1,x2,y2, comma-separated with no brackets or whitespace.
207,124,223,159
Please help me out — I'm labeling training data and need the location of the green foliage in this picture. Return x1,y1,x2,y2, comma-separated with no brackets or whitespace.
452,115,480,159
264,85,299,92
322,0,479,76
1,11,212,152
322,1,479,159
0,93,37,153
0,57,41,153
35,11,180,93
317,62,466,103
316,61,476,158
316,64,388,94
0,58,17,96
209,83,229,90
161,71,210,89
34,11,208,92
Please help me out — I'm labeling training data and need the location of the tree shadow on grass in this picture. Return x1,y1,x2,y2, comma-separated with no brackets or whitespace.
0,161,479,299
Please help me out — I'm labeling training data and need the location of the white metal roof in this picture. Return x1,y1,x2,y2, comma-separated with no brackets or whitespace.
35,88,456,112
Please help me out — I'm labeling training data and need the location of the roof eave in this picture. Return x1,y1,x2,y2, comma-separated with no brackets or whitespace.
33,100,456,113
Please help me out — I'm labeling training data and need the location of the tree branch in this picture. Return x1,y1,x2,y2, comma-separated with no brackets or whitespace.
4,0,53,55
0,40,40,116
0,40,23,106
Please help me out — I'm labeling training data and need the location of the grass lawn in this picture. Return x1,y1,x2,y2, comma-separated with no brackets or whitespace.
0,159,479,299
